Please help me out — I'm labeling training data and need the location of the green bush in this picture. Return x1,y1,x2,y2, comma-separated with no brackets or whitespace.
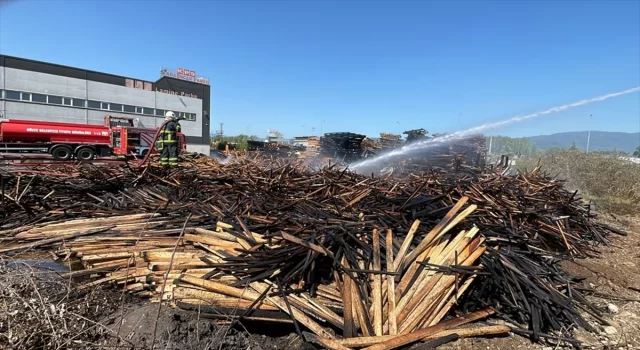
516,149,640,215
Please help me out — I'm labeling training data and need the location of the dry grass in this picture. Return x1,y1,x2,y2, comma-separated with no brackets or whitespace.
517,149,640,215
0,259,301,349
0,261,126,349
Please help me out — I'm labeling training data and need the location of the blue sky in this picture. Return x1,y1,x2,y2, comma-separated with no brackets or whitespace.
1,0,639,139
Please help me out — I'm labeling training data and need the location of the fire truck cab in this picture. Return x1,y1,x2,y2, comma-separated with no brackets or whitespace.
105,115,186,157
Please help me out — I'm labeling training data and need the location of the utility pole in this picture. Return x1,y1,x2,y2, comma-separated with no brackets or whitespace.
218,123,224,142
488,136,493,155
586,114,592,153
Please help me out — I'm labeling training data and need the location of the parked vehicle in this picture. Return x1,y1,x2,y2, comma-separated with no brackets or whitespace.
0,115,185,160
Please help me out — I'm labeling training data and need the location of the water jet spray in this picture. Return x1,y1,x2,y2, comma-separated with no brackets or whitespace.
350,87,640,172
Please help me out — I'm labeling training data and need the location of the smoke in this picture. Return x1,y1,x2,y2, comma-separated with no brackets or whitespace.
209,151,234,165
218,154,234,165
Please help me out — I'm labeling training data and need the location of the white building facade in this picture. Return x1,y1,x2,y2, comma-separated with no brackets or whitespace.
0,55,211,154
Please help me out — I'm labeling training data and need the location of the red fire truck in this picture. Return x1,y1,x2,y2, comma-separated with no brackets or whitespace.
0,115,186,160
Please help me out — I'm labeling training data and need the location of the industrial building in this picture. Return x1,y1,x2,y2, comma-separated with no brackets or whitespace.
0,55,211,154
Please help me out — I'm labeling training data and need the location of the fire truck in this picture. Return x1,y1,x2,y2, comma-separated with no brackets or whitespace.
0,115,186,160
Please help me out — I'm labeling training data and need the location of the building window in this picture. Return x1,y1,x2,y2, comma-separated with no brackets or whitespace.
32,93,47,103
109,103,123,112
1,90,200,122
48,95,63,105
5,90,21,100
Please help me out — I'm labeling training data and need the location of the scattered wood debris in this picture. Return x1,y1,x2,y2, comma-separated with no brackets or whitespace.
0,154,626,349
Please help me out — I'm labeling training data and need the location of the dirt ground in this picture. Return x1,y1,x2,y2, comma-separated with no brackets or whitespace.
98,303,308,350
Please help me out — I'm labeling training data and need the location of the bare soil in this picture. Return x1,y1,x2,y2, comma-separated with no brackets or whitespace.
99,303,307,350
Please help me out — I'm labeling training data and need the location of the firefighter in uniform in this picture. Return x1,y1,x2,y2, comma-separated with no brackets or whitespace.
159,111,180,167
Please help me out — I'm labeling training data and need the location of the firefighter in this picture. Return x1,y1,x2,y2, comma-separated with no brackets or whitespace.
159,111,180,167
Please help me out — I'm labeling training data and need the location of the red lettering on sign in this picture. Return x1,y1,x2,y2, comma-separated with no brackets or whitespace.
177,68,183,74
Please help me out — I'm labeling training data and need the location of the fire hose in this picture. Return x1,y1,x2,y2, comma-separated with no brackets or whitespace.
137,119,172,168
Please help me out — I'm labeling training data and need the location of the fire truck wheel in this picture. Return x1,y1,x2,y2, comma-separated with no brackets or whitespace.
75,147,96,161
50,145,73,161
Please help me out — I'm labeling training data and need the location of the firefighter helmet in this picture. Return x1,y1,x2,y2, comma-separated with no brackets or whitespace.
165,111,176,120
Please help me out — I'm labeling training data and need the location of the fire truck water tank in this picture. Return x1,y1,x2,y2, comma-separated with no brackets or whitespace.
0,119,112,145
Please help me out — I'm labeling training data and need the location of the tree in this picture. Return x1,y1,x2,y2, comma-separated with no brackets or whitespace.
486,136,537,157
634,146,640,157
569,141,578,150
268,130,284,139
211,134,259,150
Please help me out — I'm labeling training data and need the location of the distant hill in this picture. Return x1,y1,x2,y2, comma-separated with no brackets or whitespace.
528,131,640,153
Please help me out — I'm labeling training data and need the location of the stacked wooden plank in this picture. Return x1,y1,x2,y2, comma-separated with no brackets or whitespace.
320,132,367,162
403,129,428,143
379,133,402,150
398,133,487,173
0,155,626,348
354,133,487,175
306,136,321,157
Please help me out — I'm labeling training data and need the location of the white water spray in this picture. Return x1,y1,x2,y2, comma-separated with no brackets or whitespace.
350,87,640,170
209,151,235,165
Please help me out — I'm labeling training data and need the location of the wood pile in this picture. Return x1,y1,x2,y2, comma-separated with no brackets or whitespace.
306,137,321,157
397,134,487,173
354,134,487,176
0,155,626,348
403,129,428,143
320,132,367,163
349,130,486,174
379,133,402,150
247,140,301,158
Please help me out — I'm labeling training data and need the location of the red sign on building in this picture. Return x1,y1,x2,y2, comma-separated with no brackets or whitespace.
160,67,210,85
